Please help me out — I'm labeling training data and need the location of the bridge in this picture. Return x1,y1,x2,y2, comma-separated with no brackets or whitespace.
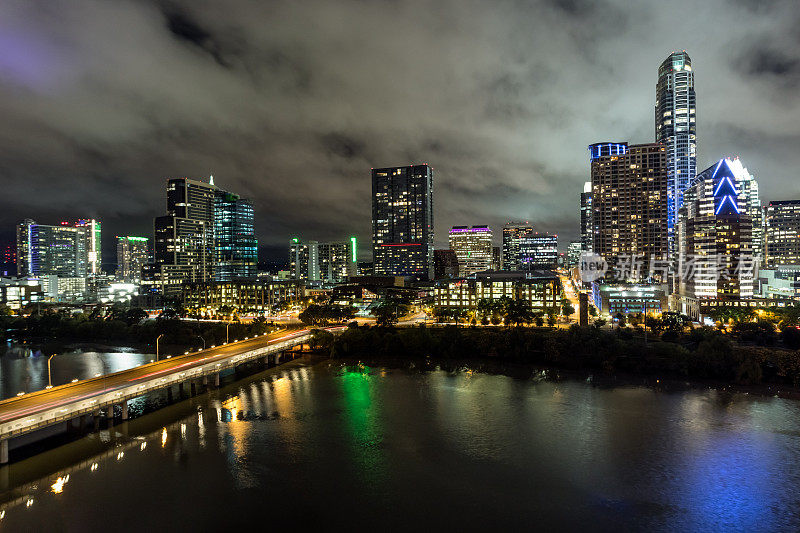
0,327,334,464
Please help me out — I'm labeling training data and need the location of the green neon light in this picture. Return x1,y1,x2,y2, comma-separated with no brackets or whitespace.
292,237,299,244
124,236,148,242
350,236,357,262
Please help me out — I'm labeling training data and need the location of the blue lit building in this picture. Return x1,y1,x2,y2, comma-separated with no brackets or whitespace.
677,159,756,305
656,51,697,259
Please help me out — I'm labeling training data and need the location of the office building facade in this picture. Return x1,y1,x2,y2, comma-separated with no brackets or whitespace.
580,182,593,252
372,165,434,279
16,220,89,278
501,222,534,270
448,226,493,276
214,191,257,281
765,200,800,267
290,237,356,283
116,236,149,282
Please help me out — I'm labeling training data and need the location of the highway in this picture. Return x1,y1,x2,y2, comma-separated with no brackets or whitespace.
0,327,308,428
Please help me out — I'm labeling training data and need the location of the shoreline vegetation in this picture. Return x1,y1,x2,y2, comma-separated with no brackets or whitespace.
311,324,800,389
0,309,277,355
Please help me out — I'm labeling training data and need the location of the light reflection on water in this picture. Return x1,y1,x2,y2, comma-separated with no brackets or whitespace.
1,361,799,531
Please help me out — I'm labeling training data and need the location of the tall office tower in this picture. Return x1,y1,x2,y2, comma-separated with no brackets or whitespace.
116,236,149,282
567,241,582,268
15,219,88,277
519,232,558,269
492,246,501,271
153,177,217,286
289,238,317,281
0,244,15,276
655,51,697,258
724,158,762,259
448,226,493,276
590,142,669,280
501,222,534,270
677,159,754,300
580,181,593,252
213,191,257,281
372,165,434,279
74,219,102,275
765,200,800,267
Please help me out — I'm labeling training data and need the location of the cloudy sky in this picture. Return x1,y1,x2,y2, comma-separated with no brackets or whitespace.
2,0,800,267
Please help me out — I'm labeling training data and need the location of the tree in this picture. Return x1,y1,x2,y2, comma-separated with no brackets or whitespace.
373,295,409,327
561,300,575,320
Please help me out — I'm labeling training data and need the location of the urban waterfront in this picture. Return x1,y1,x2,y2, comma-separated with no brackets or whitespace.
1,358,799,531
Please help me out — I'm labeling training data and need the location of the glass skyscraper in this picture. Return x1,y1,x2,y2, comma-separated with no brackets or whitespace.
655,51,697,258
214,191,257,281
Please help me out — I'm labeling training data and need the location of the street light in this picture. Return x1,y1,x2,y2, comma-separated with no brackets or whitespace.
226,323,230,343
47,354,56,389
197,335,206,350
156,334,164,361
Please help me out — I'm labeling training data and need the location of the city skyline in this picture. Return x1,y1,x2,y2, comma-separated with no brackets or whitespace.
3,1,800,265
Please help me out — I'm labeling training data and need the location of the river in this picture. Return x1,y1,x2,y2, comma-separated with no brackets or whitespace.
1,358,799,531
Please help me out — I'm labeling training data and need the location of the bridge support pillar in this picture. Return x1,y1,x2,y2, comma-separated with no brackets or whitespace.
106,405,114,428
178,382,185,396
94,410,101,431
121,402,128,420
167,387,173,402
202,375,208,387
214,372,220,388
190,381,197,396
1,439,8,464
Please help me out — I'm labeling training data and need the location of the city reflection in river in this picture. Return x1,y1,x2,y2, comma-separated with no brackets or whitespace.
1,359,800,531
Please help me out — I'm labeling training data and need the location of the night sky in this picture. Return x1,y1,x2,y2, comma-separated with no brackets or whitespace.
2,0,800,268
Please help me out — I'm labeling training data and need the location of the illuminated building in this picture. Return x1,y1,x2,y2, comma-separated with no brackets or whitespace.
372,165,434,279
765,200,800,267
0,244,15,277
567,241,582,268
434,270,560,311
434,249,459,279
116,236,149,282
15,219,89,278
448,226,493,276
182,279,303,314
590,142,668,280
213,191,257,281
74,219,102,275
580,182,593,252
519,232,558,269
655,51,697,257
289,237,356,283
501,222,534,270
153,177,216,290
677,158,755,306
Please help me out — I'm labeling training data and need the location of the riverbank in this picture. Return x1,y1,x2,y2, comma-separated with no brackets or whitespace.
313,324,800,391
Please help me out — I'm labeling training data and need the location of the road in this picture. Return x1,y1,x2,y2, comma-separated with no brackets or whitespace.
0,327,307,426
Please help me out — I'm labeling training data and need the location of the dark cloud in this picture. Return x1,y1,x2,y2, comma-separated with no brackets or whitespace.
1,0,800,268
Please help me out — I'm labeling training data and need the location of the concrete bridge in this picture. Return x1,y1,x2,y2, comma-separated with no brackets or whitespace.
0,327,335,464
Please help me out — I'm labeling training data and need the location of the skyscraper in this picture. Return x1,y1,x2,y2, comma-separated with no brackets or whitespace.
448,226,493,276
501,222,534,270
765,200,800,267
213,191,257,281
580,181,593,253
677,159,755,302
372,165,434,279
655,51,697,257
116,236,149,282
16,220,89,278
590,142,669,280
290,237,356,283
518,232,558,269
74,219,102,275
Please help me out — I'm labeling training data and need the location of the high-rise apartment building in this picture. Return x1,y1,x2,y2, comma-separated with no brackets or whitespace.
372,165,434,279
290,237,356,283
580,182,593,252
448,226,493,276
677,158,754,301
501,222,534,270
434,248,459,279
655,51,697,257
214,191,257,281
765,200,800,267
590,142,669,280
116,236,149,282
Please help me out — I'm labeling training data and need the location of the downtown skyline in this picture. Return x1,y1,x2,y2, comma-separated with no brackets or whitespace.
2,0,800,265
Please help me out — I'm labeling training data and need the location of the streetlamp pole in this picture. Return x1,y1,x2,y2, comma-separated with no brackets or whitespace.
47,354,56,389
156,334,164,361
226,323,230,343
643,299,648,346
197,335,206,350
